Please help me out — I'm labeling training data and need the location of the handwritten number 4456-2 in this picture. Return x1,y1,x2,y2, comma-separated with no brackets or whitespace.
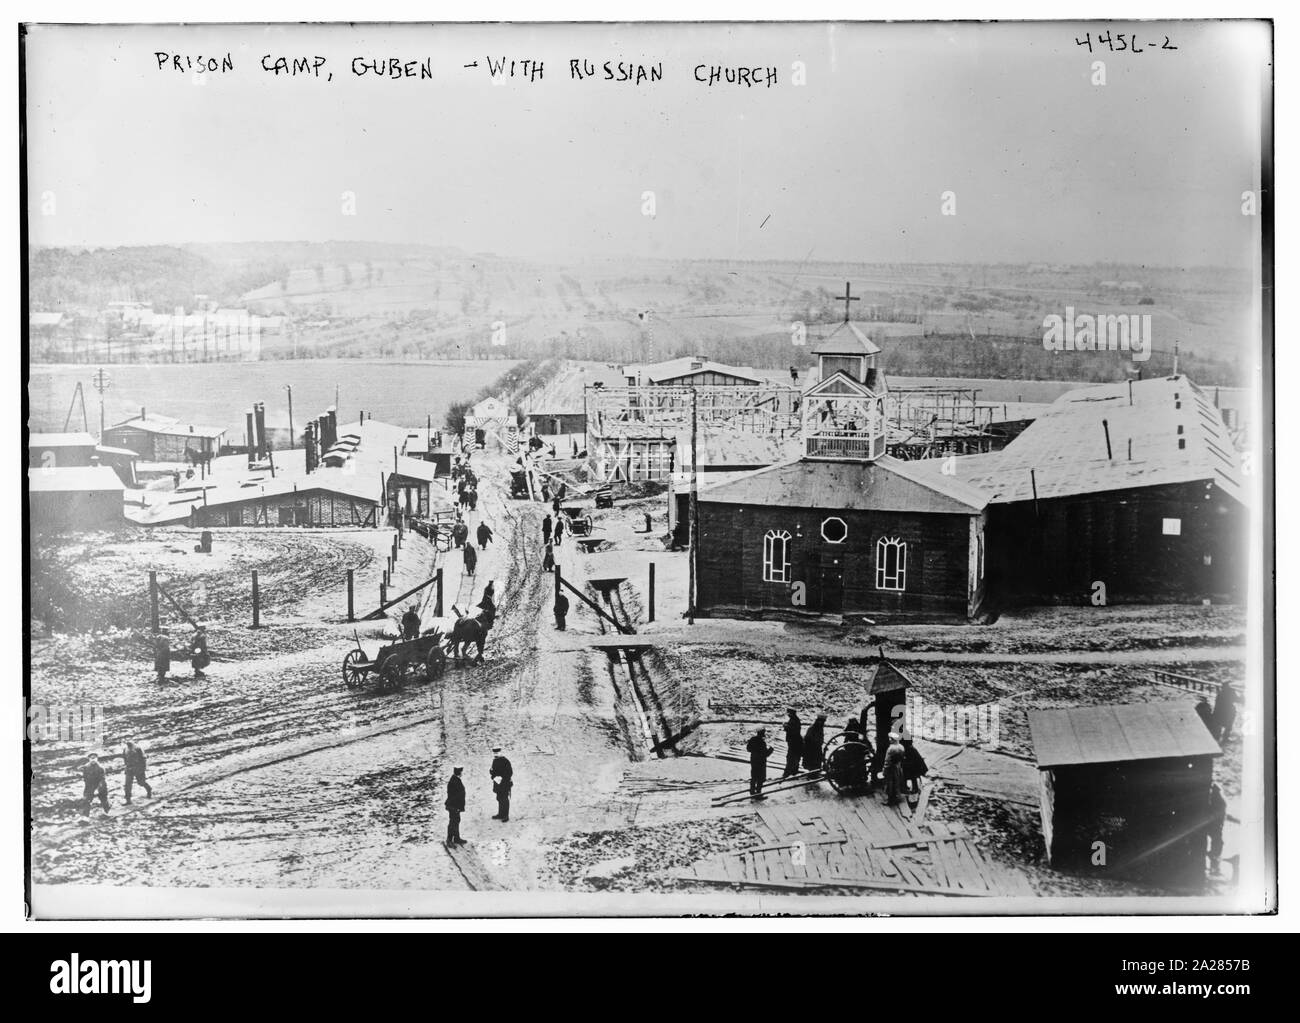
1075,32,1177,54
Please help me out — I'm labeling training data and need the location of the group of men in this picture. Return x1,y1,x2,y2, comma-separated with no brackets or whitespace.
444,747,514,847
75,741,153,817
153,625,210,683
747,707,928,807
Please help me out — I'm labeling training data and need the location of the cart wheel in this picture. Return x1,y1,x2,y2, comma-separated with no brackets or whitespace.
380,660,402,691
426,646,447,680
342,649,366,688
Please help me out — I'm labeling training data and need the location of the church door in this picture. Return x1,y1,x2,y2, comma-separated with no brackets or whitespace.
819,552,844,614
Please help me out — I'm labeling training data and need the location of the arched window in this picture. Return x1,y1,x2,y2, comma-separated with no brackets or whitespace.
763,529,792,583
875,536,907,591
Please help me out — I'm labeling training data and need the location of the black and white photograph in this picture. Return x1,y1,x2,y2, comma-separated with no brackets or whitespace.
20,17,1274,918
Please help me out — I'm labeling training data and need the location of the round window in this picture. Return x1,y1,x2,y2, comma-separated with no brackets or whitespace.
821,516,848,544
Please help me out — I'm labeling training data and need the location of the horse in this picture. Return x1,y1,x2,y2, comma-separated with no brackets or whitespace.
447,614,486,666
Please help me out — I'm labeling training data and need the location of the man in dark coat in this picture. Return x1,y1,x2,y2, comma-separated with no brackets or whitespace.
463,542,477,577
1212,686,1237,743
476,521,494,548
554,591,569,631
883,733,906,806
490,748,513,822
554,517,565,548
782,709,803,778
78,754,110,816
189,626,210,680
467,487,478,512
802,714,827,771
542,514,553,546
452,518,468,549
477,590,497,640
153,632,170,683
123,741,152,804
746,728,773,797
401,605,421,640
445,767,467,847
542,543,555,574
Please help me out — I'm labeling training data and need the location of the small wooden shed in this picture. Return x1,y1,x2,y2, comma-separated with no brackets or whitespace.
1028,702,1221,885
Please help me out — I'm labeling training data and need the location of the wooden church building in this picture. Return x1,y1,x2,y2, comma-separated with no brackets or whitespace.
694,317,992,622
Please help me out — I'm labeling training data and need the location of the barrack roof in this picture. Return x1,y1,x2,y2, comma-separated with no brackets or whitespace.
908,375,1244,504
28,465,125,493
107,414,226,439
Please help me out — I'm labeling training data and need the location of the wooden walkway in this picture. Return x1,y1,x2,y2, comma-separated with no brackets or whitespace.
676,793,1034,898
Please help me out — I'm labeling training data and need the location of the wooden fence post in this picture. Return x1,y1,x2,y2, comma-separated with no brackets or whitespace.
435,567,443,617
347,569,355,623
149,571,159,634
648,562,655,623
251,570,260,628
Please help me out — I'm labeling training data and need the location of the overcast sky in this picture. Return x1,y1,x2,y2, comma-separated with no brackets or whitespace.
24,21,1270,267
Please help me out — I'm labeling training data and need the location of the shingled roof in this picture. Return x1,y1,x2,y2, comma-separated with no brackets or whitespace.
908,375,1245,504
811,320,882,357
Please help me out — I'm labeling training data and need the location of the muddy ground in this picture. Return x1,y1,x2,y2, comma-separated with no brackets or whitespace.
28,457,1249,906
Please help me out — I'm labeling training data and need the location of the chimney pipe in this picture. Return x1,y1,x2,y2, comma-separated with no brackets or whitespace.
245,410,256,468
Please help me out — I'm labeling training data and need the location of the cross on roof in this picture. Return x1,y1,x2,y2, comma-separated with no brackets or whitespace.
837,281,859,323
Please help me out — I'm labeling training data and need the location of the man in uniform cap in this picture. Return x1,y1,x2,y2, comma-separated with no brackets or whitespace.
489,747,513,822
445,767,467,847
746,728,773,798
77,753,110,817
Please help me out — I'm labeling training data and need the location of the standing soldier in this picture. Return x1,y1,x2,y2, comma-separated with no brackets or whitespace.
542,513,553,546
802,714,827,771
746,728,773,798
1212,685,1237,744
77,753,110,816
782,709,804,778
476,521,494,548
189,625,210,680
463,541,478,577
490,747,513,822
122,740,153,804
445,766,467,847
542,543,555,574
554,516,565,548
554,591,570,631
452,517,469,550
401,604,421,640
153,631,171,683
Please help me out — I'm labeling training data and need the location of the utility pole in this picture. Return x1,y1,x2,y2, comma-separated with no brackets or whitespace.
688,386,698,626
91,368,111,440
285,384,295,449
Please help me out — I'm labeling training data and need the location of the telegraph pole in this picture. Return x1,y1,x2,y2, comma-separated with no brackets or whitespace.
91,368,111,440
688,386,698,625
285,384,295,449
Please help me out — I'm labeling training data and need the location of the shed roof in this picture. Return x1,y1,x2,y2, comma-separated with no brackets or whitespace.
864,658,914,694
107,414,226,439
623,357,767,385
28,465,125,493
907,375,1244,504
697,453,989,514
811,321,881,357
1028,702,1222,769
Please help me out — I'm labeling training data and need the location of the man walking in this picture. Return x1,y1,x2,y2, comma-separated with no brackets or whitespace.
542,513,553,546
463,541,477,577
445,766,467,847
490,747,513,822
554,591,569,631
122,740,152,804
782,709,804,778
746,728,773,798
476,521,494,548
78,753,110,817
153,631,170,683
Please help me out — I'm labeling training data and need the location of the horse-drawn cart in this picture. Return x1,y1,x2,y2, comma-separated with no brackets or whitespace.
342,631,448,691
